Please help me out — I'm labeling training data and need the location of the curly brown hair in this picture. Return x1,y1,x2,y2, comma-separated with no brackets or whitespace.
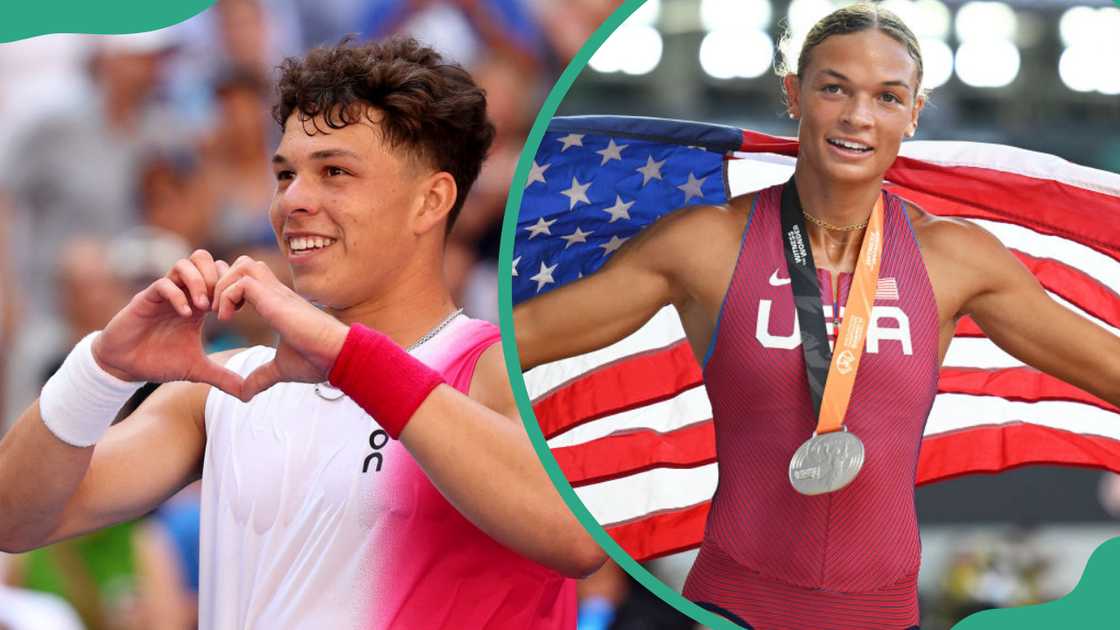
273,37,495,231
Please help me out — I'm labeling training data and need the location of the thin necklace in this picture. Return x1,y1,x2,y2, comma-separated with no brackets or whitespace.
802,211,868,232
314,307,465,401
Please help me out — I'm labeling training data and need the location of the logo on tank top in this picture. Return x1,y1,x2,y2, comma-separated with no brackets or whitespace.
363,429,390,473
756,268,913,355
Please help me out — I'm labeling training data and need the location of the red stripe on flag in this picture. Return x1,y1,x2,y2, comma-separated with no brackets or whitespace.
939,367,1119,412
741,130,798,157
1010,250,1120,329
604,501,711,562
884,183,1120,260
885,158,1120,257
954,316,984,337
553,369,1117,490
952,247,1120,338
594,425,1120,562
917,423,1120,484
532,340,702,439
553,421,716,487
738,130,1120,258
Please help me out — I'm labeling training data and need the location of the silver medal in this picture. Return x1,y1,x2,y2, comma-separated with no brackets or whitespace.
788,430,865,495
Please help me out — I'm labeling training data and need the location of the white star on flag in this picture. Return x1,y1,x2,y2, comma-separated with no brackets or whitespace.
525,161,550,188
530,261,558,292
637,155,666,186
561,176,592,210
561,226,594,248
599,235,629,255
602,195,635,223
511,256,520,277
525,216,556,239
596,139,628,165
557,133,584,152
677,172,707,203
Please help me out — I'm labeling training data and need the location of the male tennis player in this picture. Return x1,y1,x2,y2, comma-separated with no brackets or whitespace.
0,37,603,628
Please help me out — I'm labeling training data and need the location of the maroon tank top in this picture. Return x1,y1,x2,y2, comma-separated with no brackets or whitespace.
683,184,939,629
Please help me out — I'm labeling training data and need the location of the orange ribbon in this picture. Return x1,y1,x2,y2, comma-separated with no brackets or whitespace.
815,194,884,435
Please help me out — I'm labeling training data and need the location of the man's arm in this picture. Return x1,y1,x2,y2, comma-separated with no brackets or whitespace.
514,202,748,370
947,220,1120,405
398,344,606,578
212,257,609,578
0,249,245,552
0,378,212,552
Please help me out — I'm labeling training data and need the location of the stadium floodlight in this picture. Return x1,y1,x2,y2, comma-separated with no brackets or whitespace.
588,34,623,73
955,1,1017,43
787,0,836,39
589,14,663,75
1095,43,1120,95
913,0,952,40
620,26,664,75
1057,6,1120,94
884,0,951,40
1098,7,1120,48
699,30,738,80
699,29,775,80
955,39,1020,88
630,0,661,28
920,38,954,89
701,0,772,32
1059,6,1097,48
1058,46,1095,93
1097,73,1120,96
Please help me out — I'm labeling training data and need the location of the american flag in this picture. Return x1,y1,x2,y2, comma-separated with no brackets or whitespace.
513,115,1120,562
876,277,900,301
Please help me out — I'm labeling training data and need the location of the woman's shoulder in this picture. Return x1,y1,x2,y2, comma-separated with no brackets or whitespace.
635,193,753,252
896,195,1008,262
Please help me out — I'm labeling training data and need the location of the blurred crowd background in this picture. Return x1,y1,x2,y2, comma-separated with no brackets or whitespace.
0,0,1115,629
0,0,693,628
558,0,1120,629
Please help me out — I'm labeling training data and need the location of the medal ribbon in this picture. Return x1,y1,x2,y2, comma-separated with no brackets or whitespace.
779,177,884,435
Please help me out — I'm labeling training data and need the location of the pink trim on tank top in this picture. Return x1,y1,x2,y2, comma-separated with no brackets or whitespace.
367,318,577,629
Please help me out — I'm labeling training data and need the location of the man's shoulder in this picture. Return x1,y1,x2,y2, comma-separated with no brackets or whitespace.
466,344,519,421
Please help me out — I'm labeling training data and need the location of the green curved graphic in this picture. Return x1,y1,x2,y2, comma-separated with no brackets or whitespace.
1,1,213,43
954,536,1120,629
495,1,1120,629
495,0,738,628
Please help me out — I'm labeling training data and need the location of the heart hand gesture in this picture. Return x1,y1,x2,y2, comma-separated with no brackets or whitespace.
212,256,349,402
92,250,245,398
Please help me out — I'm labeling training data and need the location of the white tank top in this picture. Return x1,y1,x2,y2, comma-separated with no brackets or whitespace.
196,318,576,630
199,344,387,629
199,316,480,629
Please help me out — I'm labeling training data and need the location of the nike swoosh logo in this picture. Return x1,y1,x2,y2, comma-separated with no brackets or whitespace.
769,269,791,286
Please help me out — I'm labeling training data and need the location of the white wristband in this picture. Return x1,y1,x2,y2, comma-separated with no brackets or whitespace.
39,332,145,447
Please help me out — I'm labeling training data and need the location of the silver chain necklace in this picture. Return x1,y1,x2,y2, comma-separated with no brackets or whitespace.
314,308,465,401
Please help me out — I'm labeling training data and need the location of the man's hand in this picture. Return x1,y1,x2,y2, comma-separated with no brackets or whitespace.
91,250,244,398
212,256,349,401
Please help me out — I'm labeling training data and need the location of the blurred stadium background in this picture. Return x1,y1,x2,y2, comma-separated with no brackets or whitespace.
0,0,1114,629
557,1,1120,629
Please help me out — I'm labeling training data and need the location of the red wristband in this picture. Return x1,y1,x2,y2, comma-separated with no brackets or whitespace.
328,324,444,439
